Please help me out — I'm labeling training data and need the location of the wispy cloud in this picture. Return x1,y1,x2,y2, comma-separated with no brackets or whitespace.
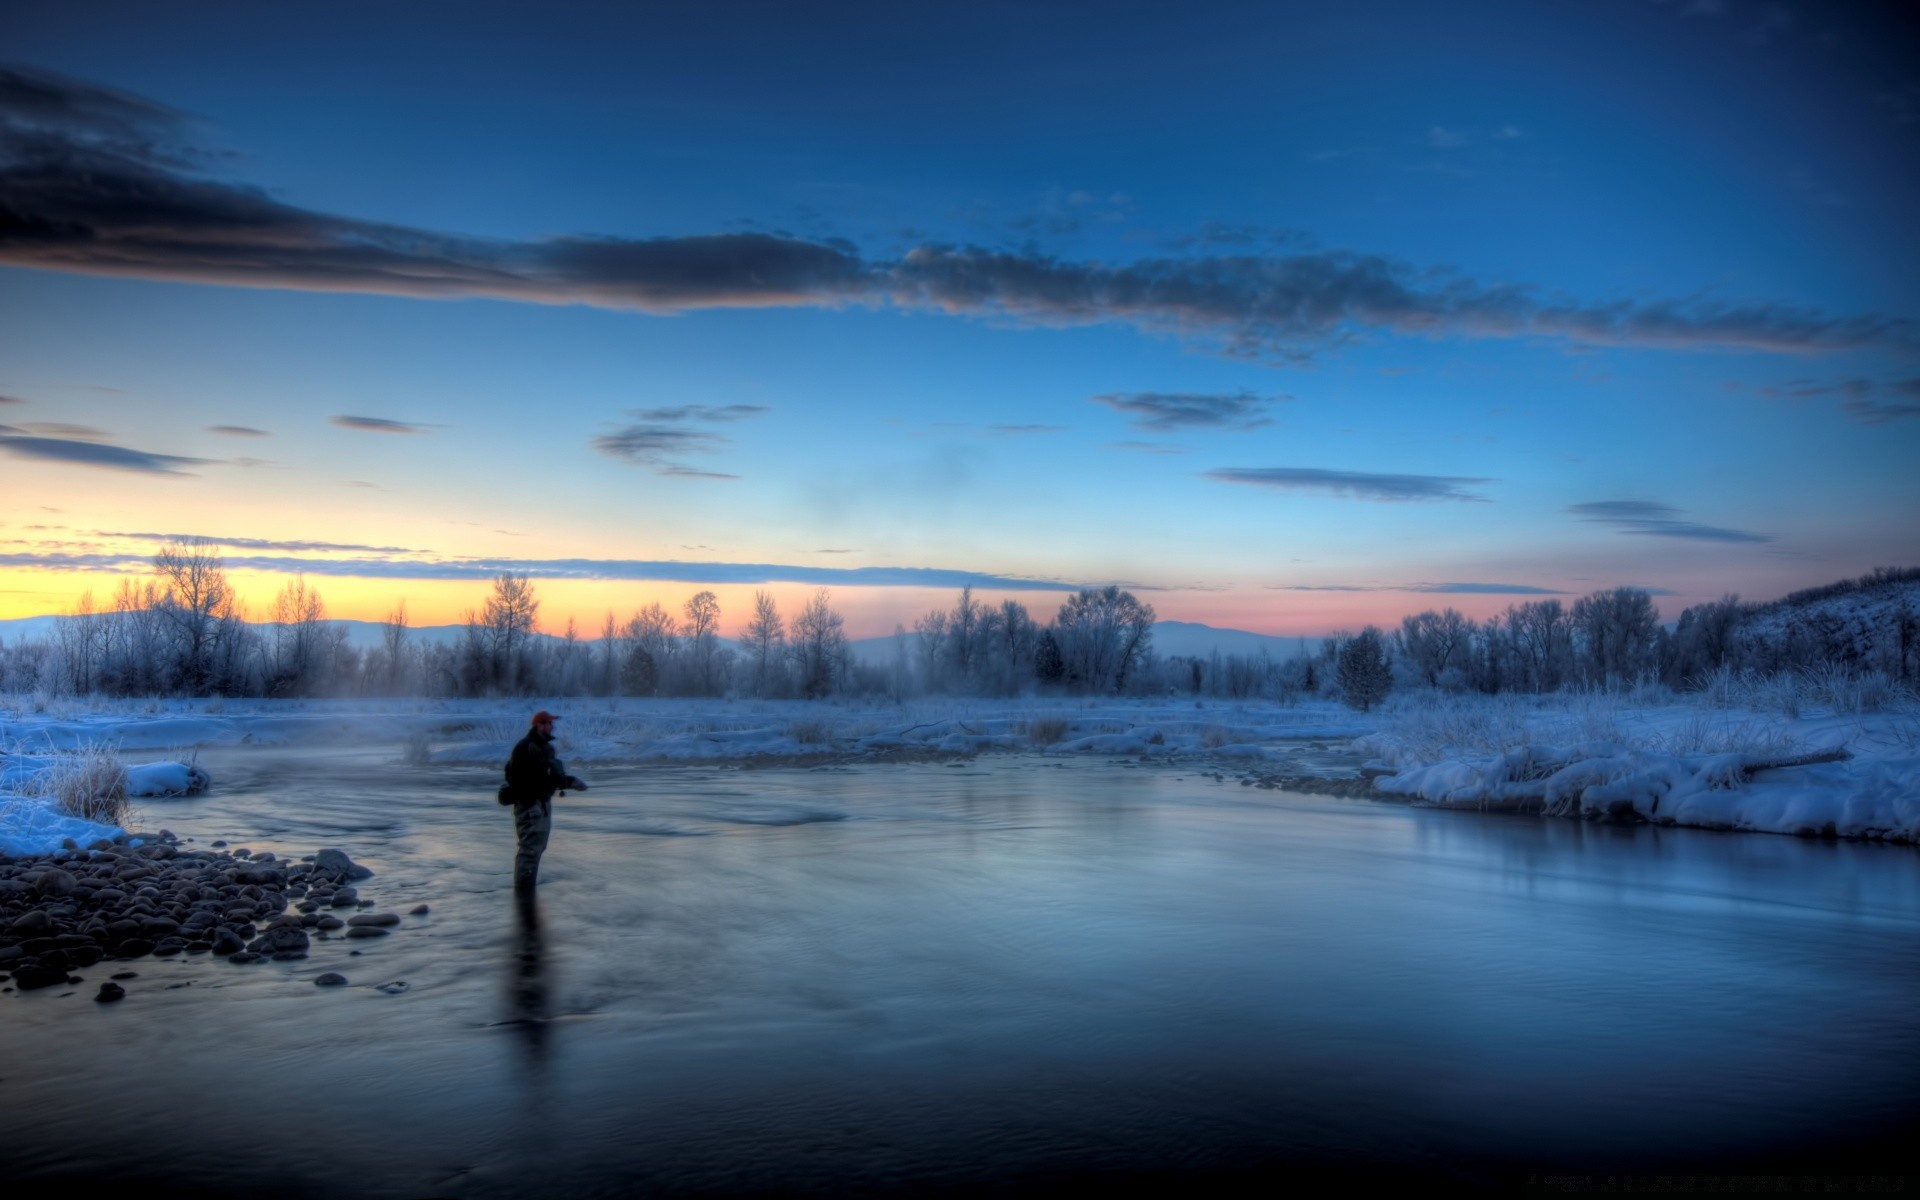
207,424,270,437
14,422,108,439
1762,376,1920,423
1280,581,1565,594
1092,391,1280,432
1206,466,1495,502
0,547,1085,590
1110,440,1188,455
0,432,207,475
93,530,414,554
0,394,24,405
988,423,1065,436
332,415,434,434
593,403,765,476
628,404,768,423
1568,500,1773,543
2,66,1911,363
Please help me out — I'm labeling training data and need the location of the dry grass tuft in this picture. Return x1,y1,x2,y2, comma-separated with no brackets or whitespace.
1026,717,1069,746
26,743,131,825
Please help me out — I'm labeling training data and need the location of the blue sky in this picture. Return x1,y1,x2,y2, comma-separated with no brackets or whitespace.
1,0,1915,636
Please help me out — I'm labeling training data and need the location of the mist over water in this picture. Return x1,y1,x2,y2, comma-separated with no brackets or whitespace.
4,750,1918,1195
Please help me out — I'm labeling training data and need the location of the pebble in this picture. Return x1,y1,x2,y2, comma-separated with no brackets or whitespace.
314,973,348,987
0,839,409,993
408,904,431,916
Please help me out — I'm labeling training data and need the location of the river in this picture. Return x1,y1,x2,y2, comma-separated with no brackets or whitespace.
3,749,1917,1195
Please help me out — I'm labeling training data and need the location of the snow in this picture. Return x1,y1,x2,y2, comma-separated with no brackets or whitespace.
0,796,124,858
3,687,1917,845
1360,694,1920,842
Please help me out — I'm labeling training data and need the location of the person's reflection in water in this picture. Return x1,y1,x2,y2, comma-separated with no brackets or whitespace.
507,889,554,1074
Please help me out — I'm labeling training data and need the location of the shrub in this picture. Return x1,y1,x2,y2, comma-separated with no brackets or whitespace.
1026,717,1069,745
26,743,130,825
787,720,833,744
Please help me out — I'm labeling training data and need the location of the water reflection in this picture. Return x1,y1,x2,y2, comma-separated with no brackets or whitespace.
505,890,553,1074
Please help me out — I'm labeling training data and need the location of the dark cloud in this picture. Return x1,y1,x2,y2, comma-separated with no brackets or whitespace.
207,424,270,436
1,66,1911,362
1206,466,1495,502
332,415,432,434
628,404,768,423
592,424,726,470
1762,376,1920,423
0,432,206,475
1568,500,1772,543
595,405,762,475
1091,391,1279,432
0,548,1082,590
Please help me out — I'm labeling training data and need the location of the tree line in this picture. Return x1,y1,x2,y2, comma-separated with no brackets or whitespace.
1,542,1909,707
0,542,1160,700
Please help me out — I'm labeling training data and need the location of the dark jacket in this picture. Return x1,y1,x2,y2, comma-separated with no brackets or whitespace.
502,729,582,808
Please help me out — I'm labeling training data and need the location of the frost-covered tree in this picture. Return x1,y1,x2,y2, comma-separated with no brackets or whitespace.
1399,608,1473,688
741,590,786,697
621,602,677,696
1336,626,1393,712
481,572,539,691
154,539,238,693
789,589,848,698
268,577,328,696
1054,586,1155,693
682,590,721,694
1572,586,1660,688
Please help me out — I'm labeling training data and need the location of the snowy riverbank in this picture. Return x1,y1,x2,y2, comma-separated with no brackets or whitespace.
4,689,1918,846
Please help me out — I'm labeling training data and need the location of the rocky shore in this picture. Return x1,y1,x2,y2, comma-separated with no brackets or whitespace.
0,834,415,1001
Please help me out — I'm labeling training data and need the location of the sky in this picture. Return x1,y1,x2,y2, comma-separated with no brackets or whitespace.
1,0,1916,639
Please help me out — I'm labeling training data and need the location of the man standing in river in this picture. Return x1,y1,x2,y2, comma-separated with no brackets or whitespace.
502,710,587,891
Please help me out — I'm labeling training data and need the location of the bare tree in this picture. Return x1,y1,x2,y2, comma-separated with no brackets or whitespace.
683,590,721,695
482,572,539,691
153,539,238,693
742,590,786,696
267,577,329,696
789,589,848,698
1054,586,1156,693
381,602,410,695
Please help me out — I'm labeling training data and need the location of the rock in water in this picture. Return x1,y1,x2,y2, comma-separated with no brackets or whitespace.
95,982,126,1002
343,926,389,939
314,973,348,987
346,911,400,927
314,849,373,881
247,926,310,955
408,904,431,916
13,964,69,990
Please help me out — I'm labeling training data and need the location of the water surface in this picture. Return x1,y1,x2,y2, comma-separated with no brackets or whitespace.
4,750,1917,1195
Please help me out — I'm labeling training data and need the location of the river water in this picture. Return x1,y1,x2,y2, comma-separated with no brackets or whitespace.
3,749,1917,1196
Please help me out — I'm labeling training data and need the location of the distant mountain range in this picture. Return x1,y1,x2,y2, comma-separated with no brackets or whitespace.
2,613,1306,663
